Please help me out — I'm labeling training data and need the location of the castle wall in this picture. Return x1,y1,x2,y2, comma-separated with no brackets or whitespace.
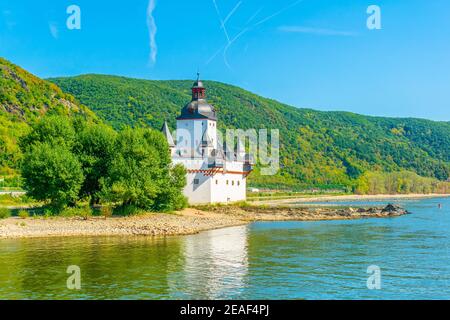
183,171,212,204
176,119,217,156
170,81,250,205
210,171,246,203
173,158,247,204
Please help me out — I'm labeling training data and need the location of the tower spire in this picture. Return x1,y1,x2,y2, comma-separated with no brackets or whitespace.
192,72,205,100
161,121,175,147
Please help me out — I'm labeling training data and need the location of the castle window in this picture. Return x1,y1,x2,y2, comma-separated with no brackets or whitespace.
238,181,240,186
232,181,235,186
194,179,199,185
226,180,229,185
215,180,218,185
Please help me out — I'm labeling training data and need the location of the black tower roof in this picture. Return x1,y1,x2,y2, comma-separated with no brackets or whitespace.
177,75,217,121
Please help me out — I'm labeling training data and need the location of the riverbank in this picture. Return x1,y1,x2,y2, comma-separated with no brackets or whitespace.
0,204,408,239
250,193,450,206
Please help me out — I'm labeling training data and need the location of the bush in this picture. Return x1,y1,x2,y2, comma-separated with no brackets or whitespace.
235,201,251,208
100,128,187,212
100,206,113,218
60,205,92,219
0,207,11,219
19,116,187,213
18,210,29,219
21,142,84,209
43,209,54,218
113,205,143,216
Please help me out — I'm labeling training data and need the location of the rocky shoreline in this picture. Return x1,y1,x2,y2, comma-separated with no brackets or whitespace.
250,193,449,205
205,203,410,221
0,204,409,239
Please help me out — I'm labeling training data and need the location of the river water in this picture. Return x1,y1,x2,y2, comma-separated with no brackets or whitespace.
0,197,449,299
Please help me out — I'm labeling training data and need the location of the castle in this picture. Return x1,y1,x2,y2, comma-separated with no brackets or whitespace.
161,76,253,204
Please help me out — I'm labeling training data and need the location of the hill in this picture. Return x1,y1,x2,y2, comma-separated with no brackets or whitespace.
49,74,450,191
0,58,97,178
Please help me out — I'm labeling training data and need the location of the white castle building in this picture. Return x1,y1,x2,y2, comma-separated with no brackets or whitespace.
161,76,253,204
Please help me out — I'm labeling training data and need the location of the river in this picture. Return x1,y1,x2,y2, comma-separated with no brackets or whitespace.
0,197,449,299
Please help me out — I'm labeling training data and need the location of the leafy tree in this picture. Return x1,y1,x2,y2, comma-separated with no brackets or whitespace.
2,56,450,193
100,127,187,211
74,122,117,204
354,170,450,195
50,75,450,190
0,57,96,177
21,143,84,209
154,163,188,211
19,115,76,151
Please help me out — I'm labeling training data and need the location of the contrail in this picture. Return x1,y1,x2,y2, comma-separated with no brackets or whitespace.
206,45,226,65
245,7,264,26
279,26,357,37
49,22,59,39
223,1,242,25
147,0,157,65
223,27,250,70
208,0,304,70
212,0,230,43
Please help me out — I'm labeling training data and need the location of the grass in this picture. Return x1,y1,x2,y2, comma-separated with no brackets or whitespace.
18,210,29,219
0,207,11,219
1,201,157,219
113,205,144,216
0,194,37,207
246,191,349,201
100,206,113,218
192,200,258,211
59,205,93,219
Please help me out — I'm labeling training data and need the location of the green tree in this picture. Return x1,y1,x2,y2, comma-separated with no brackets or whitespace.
154,163,188,211
74,122,117,204
20,115,76,151
50,75,450,190
21,143,84,209
100,127,187,212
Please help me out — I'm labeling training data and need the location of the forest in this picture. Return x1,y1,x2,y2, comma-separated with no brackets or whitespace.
50,74,450,193
1,57,449,195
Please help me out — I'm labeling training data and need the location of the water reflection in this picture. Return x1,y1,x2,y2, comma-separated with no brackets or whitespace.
171,225,249,299
0,226,249,300
1,198,450,299
0,236,186,299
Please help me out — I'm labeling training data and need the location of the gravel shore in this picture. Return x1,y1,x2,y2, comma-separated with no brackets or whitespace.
250,193,450,206
0,205,408,239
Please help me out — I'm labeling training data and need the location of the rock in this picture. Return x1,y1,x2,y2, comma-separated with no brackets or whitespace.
382,204,400,212
382,203,409,215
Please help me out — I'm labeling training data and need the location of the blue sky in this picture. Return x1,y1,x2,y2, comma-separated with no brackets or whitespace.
1,0,449,121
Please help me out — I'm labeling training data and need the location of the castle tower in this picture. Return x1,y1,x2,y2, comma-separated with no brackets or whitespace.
161,121,175,156
169,75,252,205
176,74,217,158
